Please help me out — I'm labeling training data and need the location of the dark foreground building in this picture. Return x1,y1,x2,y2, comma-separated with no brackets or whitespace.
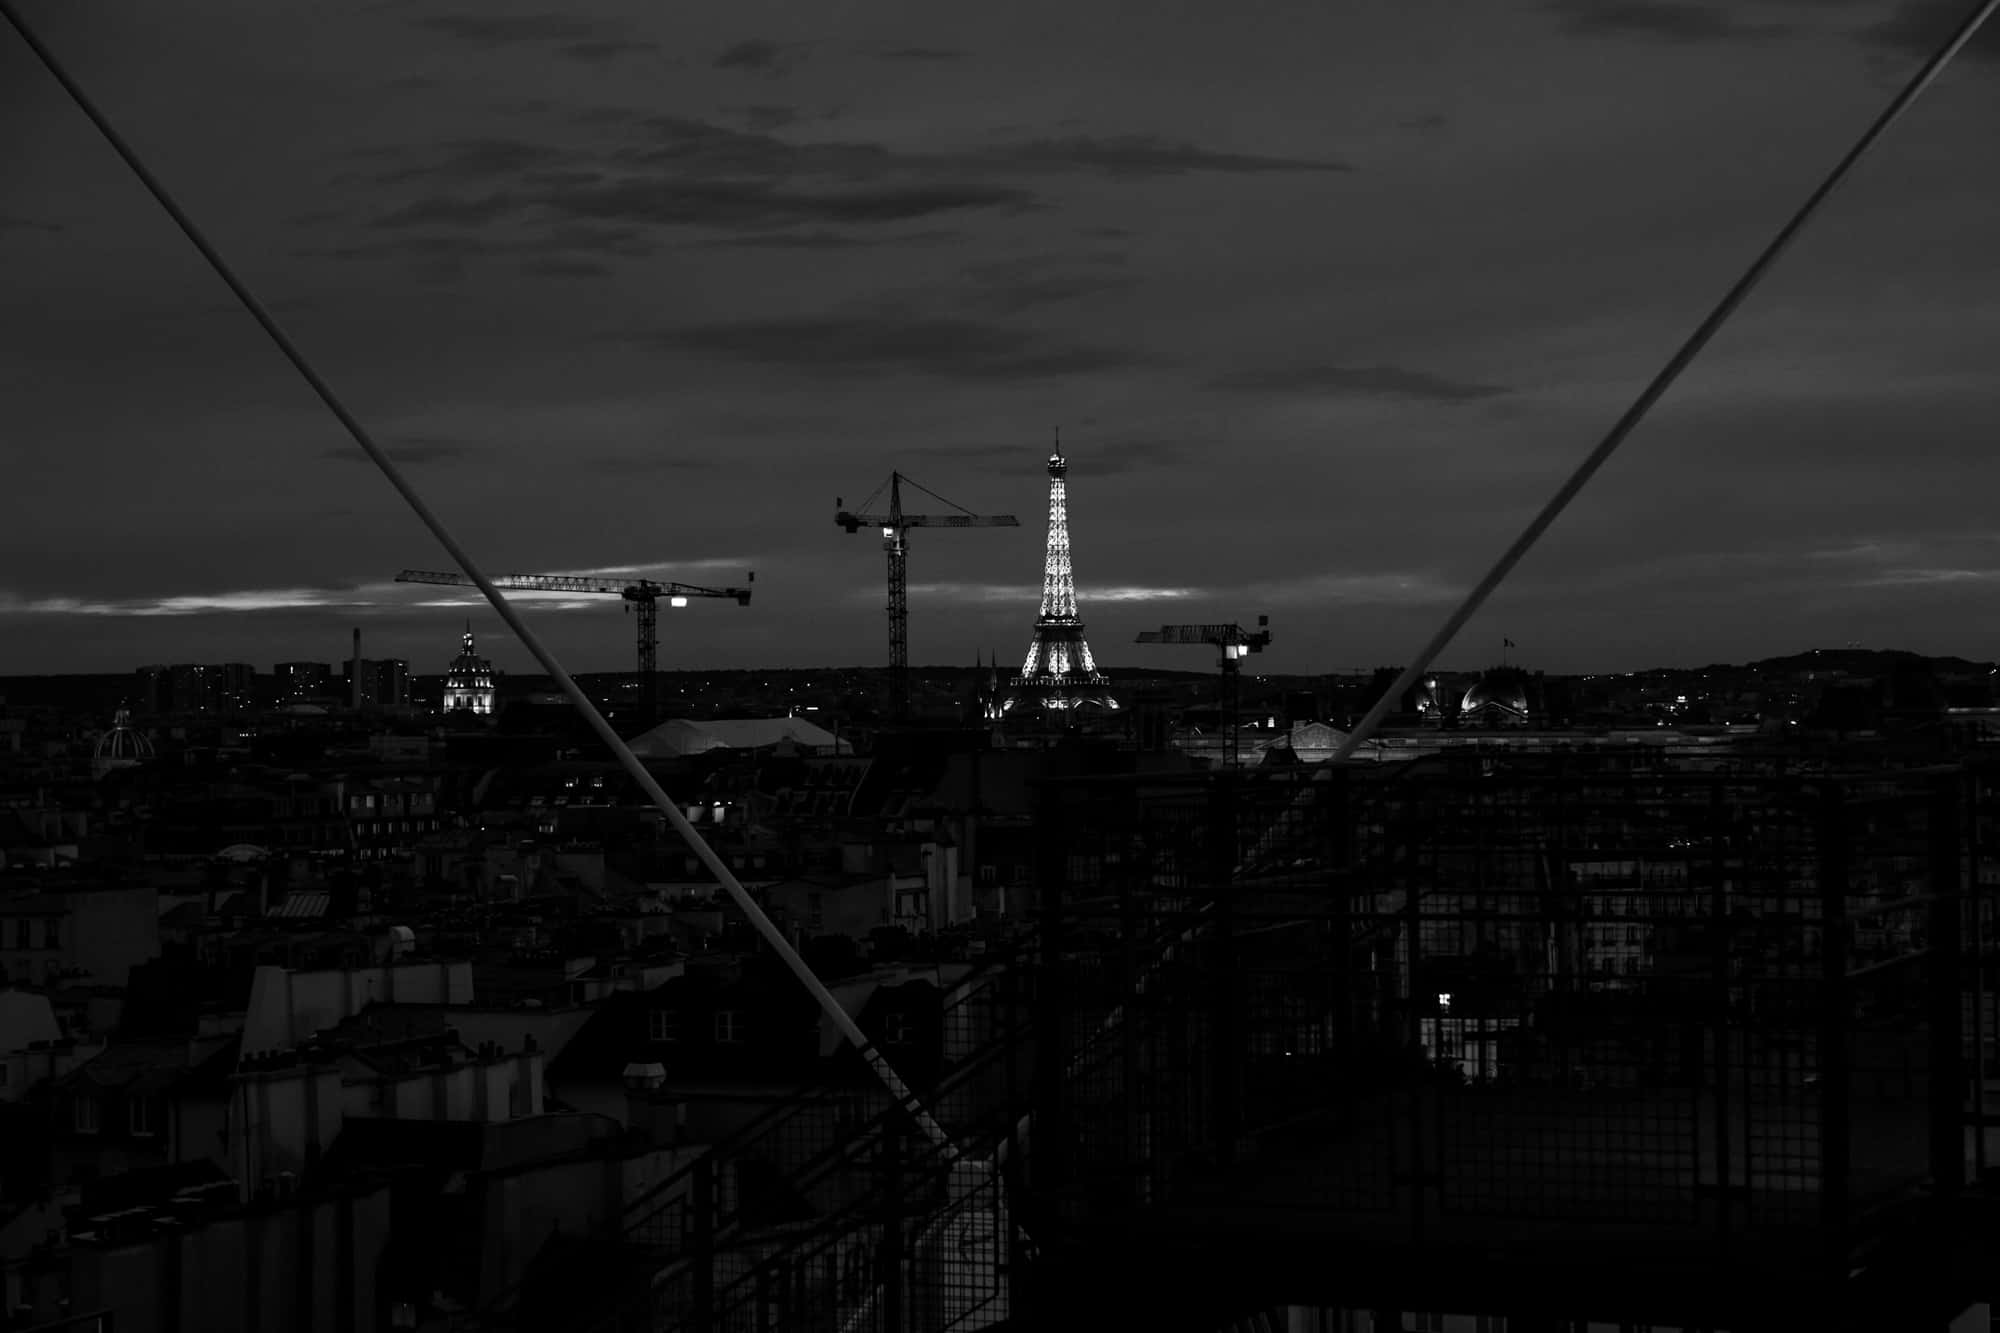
443,744,2000,1332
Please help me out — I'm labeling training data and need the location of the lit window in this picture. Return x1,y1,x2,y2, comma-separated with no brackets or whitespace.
74,1095,99,1134
714,1011,742,1045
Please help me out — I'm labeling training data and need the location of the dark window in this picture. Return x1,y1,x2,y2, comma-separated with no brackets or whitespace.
129,1096,158,1137
73,1095,99,1134
714,1011,742,1045
647,1010,679,1044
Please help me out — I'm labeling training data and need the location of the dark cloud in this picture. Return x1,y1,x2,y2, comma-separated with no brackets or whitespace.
1856,1,2000,62
1545,1,1791,42
1208,363,1511,403
520,257,612,279
540,178,1038,230
352,137,572,187
692,228,956,250
714,39,812,76
973,135,1349,177
572,105,648,128
631,313,1155,382
559,39,661,65
330,115,1344,270
0,213,64,233
876,46,968,62
1056,440,1189,477
958,254,1135,313
307,223,657,267
415,14,603,44
728,104,805,132
368,194,525,229
320,439,472,466
591,453,724,474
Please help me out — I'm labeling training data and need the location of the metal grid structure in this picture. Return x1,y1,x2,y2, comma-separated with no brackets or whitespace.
493,959,1033,1333
483,749,1983,1332
1018,753,1969,1328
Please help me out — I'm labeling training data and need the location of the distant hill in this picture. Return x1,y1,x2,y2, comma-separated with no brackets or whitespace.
1740,649,1992,676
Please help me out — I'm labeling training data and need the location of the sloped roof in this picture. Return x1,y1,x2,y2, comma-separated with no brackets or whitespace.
159,901,208,929
64,1038,204,1094
627,717,848,758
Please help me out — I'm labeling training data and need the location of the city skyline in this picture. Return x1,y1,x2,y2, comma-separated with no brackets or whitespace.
6,1,2000,677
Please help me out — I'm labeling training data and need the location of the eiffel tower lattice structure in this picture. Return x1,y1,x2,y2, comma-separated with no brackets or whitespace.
1009,439,1116,713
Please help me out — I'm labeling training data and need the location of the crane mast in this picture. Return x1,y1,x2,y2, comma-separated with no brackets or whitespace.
836,471,1018,720
886,474,908,703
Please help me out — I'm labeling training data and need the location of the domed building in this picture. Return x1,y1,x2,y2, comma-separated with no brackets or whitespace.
1460,666,1535,728
443,627,496,714
91,707,156,780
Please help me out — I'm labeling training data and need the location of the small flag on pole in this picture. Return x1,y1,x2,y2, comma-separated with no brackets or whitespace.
1504,638,1516,649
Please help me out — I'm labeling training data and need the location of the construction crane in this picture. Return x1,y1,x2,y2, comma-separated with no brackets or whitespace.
394,568,753,727
836,472,1018,719
1134,617,1272,769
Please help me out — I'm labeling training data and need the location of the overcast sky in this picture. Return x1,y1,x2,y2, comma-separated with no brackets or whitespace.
3,0,1997,679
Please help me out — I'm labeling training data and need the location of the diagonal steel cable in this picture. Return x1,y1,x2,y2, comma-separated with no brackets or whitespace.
1332,0,2000,763
0,0,955,1156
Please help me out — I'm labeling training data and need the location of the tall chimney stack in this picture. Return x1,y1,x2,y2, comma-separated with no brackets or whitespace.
351,627,363,711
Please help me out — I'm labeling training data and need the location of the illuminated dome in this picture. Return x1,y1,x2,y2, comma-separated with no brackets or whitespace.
91,707,155,780
443,628,496,714
1460,667,1532,727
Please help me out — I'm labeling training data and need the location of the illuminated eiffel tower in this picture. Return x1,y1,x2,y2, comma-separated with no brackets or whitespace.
1009,438,1116,713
